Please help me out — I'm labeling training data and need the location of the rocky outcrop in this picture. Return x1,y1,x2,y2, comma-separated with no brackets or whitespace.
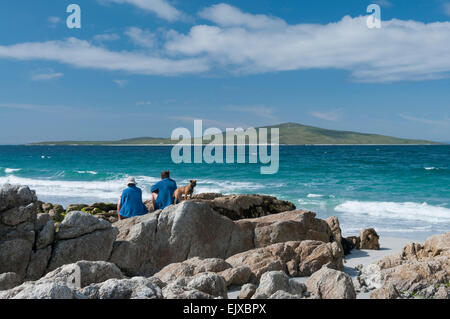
359,228,380,250
219,266,253,287
110,201,336,277
342,228,380,254
1,184,353,299
252,271,305,299
47,211,118,272
305,267,356,299
359,232,450,299
81,277,163,299
162,283,215,299
154,257,232,284
189,194,296,220
238,283,257,299
187,272,228,299
0,272,21,291
0,260,124,299
0,184,120,287
226,240,343,280
0,185,38,281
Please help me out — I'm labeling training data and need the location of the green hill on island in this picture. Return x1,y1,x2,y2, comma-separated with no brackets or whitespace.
30,122,440,145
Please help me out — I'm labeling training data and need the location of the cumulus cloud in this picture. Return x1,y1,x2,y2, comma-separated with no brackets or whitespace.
199,3,286,29
93,33,121,42
48,16,61,25
125,27,157,48
399,114,450,126
101,0,181,21
166,6,450,82
31,70,64,81
310,110,341,121
2,4,450,81
222,105,277,120
0,37,208,75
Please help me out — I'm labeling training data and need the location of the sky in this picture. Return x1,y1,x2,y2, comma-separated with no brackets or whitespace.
0,0,450,144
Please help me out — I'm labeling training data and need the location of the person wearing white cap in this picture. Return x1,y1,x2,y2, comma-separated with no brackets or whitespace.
116,176,148,220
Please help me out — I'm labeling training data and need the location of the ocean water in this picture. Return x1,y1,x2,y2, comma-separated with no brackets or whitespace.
0,145,449,240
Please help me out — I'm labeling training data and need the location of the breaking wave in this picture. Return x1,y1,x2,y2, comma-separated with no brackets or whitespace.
335,200,450,223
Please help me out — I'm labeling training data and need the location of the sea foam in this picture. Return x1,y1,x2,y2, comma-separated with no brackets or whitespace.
4,168,21,174
335,200,450,223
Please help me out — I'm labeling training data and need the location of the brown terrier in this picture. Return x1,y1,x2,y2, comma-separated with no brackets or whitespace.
173,180,197,204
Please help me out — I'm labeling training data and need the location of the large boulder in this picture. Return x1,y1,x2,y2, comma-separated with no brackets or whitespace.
0,261,125,299
305,267,356,299
162,283,214,299
187,272,228,299
80,277,163,299
0,282,83,299
226,240,343,281
0,272,21,291
252,271,305,299
190,194,296,220
26,246,52,281
359,228,380,250
239,210,333,249
56,211,112,240
0,184,37,212
238,283,257,299
219,266,253,287
0,185,37,280
360,232,450,299
154,257,232,284
48,227,118,272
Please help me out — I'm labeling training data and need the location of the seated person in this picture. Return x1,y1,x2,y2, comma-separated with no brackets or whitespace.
151,170,177,211
117,177,148,220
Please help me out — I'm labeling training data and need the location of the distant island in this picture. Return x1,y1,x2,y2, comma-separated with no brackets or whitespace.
29,122,441,145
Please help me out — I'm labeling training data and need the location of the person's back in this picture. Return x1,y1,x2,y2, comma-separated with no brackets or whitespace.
151,171,177,211
118,177,148,219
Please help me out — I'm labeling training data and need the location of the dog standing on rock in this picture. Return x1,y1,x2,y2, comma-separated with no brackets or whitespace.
173,180,197,204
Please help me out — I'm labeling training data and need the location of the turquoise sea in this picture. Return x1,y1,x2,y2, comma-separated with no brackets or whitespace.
0,145,449,240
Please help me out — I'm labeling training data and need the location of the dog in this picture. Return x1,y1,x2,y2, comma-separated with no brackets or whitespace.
173,180,197,204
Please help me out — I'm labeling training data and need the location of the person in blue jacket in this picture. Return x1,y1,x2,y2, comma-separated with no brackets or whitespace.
151,170,177,211
117,177,148,220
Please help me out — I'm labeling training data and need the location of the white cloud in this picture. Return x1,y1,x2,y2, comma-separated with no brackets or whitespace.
48,16,61,25
3,4,450,82
310,110,340,121
223,105,277,120
0,37,209,76
373,0,393,8
31,69,64,81
165,5,450,82
125,27,157,48
113,79,128,87
101,0,181,21
199,3,286,29
399,114,450,126
93,33,121,42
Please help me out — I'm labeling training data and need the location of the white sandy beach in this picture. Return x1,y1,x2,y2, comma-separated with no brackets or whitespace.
227,236,414,299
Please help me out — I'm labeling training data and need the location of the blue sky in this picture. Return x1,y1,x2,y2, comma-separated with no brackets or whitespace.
0,0,450,144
